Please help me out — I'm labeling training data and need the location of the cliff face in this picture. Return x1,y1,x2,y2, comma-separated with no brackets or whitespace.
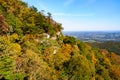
0,0,120,80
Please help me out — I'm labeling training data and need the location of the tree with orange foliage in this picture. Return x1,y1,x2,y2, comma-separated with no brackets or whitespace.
0,14,8,35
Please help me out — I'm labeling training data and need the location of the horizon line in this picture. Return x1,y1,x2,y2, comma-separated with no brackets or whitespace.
62,30,120,32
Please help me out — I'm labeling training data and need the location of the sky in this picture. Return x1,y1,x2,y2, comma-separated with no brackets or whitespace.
23,0,120,31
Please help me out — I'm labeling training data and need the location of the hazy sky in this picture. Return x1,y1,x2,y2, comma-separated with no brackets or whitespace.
23,0,120,31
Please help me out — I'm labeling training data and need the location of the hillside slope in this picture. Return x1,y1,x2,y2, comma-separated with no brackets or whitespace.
0,0,120,80
87,41,120,55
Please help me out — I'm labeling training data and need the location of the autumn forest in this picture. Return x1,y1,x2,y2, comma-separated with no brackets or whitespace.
0,0,120,80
